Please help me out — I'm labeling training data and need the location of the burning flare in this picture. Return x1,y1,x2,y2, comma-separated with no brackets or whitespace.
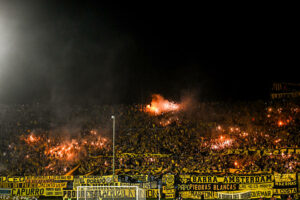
145,94,180,115
21,129,109,173
45,139,81,161
23,133,40,144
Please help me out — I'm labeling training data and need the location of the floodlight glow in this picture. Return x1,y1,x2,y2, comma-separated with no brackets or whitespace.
0,11,16,76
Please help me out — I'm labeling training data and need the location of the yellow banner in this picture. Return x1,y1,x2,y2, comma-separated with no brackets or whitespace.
274,173,297,186
76,175,117,184
165,193,176,199
298,173,300,194
54,176,73,181
162,174,174,187
0,177,25,182
0,182,22,189
73,175,119,188
218,189,273,199
180,175,222,184
179,191,216,199
12,188,44,196
39,182,67,188
162,174,175,199
146,189,158,198
25,176,73,181
120,182,152,189
77,188,138,199
217,190,251,199
125,175,148,182
0,176,72,183
273,188,297,194
177,183,238,191
222,175,273,184
162,187,176,194
11,188,64,196
44,188,64,196
63,190,77,198
0,182,67,189
251,189,273,198
239,183,274,190
180,174,273,184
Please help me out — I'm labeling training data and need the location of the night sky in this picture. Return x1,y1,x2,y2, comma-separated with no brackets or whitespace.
0,1,298,104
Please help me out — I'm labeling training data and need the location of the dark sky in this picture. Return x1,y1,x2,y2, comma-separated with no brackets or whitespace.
0,1,298,104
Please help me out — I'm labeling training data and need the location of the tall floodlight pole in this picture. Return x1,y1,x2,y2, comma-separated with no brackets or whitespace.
111,115,115,184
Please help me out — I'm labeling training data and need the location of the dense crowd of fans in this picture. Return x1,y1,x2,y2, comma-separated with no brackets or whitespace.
0,99,299,176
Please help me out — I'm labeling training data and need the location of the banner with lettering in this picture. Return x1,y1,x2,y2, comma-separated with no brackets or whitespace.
217,189,273,199
73,175,119,188
1,173,299,199
162,174,175,199
273,173,298,195
118,174,149,183
179,191,217,199
146,189,159,198
239,183,274,190
11,188,63,197
63,190,77,200
179,174,273,184
0,182,67,189
273,188,297,195
274,173,297,187
76,188,142,199
120,182,157,189
178,183,239,191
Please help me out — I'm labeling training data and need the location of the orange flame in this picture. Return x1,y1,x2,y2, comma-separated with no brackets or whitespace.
274,138,281,143
43,134,108,162
278,120,285,127
45,139,80,161
23,133,40,144
211,137,233,150
145,94,180,115
234,161,238,166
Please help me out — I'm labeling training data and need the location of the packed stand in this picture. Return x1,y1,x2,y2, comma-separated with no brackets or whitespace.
0,99,299,176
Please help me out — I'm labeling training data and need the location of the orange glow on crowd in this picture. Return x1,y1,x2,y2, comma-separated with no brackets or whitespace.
23,133,40,144
22,130,109,169
145,94,181,115
45,139,81,161
3,95,299,175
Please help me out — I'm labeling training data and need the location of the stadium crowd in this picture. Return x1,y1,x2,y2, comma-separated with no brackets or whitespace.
0,99,299,177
